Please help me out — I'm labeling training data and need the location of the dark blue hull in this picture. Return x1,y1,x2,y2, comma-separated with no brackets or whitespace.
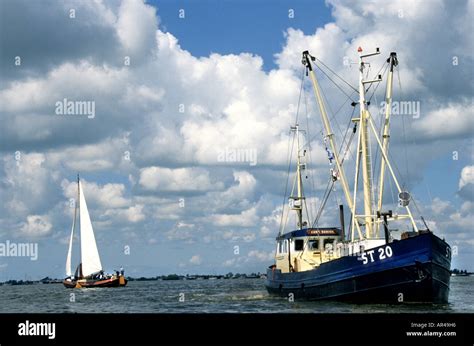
265,232,451,303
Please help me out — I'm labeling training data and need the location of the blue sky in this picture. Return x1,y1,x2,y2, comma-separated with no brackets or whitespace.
151,0,332,70
0,0,472,281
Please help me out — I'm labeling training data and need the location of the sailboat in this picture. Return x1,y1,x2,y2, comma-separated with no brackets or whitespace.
264,48,451,303
63,175,127,288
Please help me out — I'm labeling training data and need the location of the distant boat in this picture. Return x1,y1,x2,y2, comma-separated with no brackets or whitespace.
265,49,451,303
63,175,127,288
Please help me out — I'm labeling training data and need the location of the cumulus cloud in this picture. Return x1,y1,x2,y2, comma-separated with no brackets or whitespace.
20,215,52,237
62,179,129,209
248,250,275,262
0,0,472,276
459,165,474,201
139,166,223,192
459,165,474,189
210,206,259,227
413,103,474,141
189,255,202,265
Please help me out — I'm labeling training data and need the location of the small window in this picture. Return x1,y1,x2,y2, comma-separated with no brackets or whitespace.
308,239,319,251
294,239,304,251
277,240,288,254
282,240,288,254
323,238,334,250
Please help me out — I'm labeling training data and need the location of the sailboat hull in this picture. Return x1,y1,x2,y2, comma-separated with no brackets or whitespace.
265,232,450,303
63,276,127,288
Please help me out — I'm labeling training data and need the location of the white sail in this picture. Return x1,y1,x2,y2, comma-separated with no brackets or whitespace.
79,181,103,277
65,202,77,277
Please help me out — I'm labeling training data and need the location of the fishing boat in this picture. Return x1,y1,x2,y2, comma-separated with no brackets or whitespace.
264,48,451,303
63,175,127,288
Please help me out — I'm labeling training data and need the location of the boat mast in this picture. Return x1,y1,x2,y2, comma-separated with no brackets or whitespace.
302,51,362,238
77,173,81,276
290,125,304,230
358,47,381,239
376,52,398,236
65,178,78,277
354,49,419,233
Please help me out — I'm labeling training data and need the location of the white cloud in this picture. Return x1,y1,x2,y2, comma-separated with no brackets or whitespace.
20,215,52,237
62,179,129,209
1,153,59,217
431,197,451,215
139,166,222,192
124,204,145,223
458,165,474,201
104,204,145,223
189,255,202,265
248,250,274,262
116,0,158,58
210,206,259,227
0,0,473,276
414,103,474,140
459,165,474,189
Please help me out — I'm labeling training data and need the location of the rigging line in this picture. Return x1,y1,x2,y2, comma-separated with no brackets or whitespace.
303,88,317,223
397,67,410,190
313,56,359,94
318,78,359,168
408,194,426,228
371,92,382,191
338,105,357,164
385,145,411,195
311,75,354,223
318,74,347,144
370,92,381,208
303,191,312,229
313,179,335,227
388,167,396,207
367,63,389,103
278,128,295,236
365,61,389,96
313,113,357,227
314,61,357,102
278,67,305,235
302,89,356,150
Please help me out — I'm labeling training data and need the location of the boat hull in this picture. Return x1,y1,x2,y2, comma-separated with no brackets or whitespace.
265,232,450,303
63,276,127,288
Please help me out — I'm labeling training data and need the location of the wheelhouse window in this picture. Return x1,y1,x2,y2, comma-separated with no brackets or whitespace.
294,239,304,251
308,239,319,251
282,240,288,253
277,240,289,254
323,238,335,250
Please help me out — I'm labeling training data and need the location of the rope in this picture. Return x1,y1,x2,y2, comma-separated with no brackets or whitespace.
278,67,305,236
397,68,410,190
313,107,357,227
313,56,359,94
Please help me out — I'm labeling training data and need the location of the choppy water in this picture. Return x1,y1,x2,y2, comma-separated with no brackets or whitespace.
0,276,472,313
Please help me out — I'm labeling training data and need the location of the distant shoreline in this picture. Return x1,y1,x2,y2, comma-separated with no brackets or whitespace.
0,272,267,286
2,270,472,286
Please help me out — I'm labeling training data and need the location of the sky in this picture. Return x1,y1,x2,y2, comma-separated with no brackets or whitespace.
0,0,472,280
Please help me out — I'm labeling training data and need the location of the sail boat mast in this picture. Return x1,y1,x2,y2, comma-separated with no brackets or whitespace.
65,175,79,277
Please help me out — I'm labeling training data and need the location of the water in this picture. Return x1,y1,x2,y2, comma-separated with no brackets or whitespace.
0,276,472,313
